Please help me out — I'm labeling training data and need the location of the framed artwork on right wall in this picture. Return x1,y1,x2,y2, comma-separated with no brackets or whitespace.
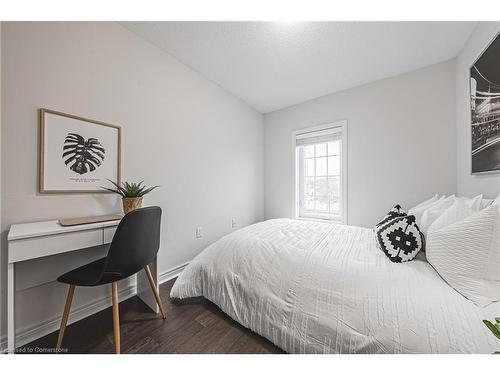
470,32,500,174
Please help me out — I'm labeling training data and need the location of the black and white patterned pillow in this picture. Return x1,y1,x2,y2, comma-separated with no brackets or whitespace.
375,204,406,229
375,214,424,263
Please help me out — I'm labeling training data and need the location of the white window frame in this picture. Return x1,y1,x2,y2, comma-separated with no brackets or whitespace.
291,120,348,224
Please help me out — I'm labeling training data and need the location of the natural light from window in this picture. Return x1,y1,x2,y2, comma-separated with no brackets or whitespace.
294,122,346,223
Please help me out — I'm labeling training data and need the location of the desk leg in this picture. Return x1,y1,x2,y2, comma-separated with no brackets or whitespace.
7,263,15,354
137,257,159,313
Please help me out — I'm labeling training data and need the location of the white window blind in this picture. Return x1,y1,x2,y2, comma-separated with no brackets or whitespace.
294,124,346,222
295,128,342,146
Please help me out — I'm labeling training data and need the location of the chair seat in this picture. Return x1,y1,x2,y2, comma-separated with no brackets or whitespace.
57,257,129,286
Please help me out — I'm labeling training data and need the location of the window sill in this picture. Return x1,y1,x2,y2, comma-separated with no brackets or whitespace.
294,216,344,225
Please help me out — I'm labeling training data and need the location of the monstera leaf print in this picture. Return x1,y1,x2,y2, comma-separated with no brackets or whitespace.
62,133,105,175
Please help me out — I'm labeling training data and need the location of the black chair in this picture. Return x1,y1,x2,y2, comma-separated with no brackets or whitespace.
55,206,165,354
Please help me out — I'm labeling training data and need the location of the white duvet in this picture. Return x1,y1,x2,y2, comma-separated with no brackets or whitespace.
170,219,499,353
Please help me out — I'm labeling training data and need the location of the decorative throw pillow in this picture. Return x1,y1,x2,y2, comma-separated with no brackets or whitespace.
375,204,406,229
375,215,424,263
426,205,500,307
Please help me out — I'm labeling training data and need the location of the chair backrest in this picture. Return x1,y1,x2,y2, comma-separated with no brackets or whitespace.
103,206,162,278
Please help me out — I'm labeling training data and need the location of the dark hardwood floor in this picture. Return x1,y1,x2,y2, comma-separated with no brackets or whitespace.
20,278,284,354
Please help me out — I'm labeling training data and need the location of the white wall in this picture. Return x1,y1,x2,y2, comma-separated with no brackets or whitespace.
0,21,3,351
0,22,264,345
264,60,457,228
456,22,500,198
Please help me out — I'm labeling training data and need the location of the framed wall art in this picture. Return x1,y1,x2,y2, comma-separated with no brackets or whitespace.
470,32,500,174
39,108,121,193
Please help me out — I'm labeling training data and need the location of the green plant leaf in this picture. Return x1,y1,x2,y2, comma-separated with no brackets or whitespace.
102,180,160,197
106,179,121,189
107,179,127,195
139,185,160,196
102,180,127,197
495,317,500,324
100,187,123,195
483,320,500,340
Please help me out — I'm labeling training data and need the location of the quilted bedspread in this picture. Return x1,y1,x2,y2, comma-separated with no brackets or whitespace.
170,219,499,353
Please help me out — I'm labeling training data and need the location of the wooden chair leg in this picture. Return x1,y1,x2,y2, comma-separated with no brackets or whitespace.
56,285,75,350
144,265,166,319
112,282,121,354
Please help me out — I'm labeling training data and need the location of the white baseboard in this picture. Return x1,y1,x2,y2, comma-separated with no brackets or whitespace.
0,283,136,352
0,261,188,352
158,262,189,285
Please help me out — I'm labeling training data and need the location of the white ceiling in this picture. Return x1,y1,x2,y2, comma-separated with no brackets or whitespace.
121,22,476,113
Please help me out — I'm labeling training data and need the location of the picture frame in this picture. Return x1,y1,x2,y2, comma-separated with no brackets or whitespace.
39,108,121,193
470,31,500,175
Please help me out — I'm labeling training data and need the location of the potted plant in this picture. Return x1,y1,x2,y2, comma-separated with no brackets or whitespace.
102,179,159,215
483,317,500,354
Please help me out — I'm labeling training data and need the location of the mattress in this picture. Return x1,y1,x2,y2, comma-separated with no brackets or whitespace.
170,218,499,353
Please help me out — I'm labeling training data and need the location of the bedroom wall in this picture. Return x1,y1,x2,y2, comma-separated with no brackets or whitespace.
0,22,264,346
0,21,3,350
456,22,500,199
264,60,457,228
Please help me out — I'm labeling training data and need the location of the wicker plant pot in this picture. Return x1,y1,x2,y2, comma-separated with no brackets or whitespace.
122,197,143,215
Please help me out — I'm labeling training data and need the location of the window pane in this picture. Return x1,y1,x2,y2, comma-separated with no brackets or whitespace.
305,195,315,210
304,145,314,158
315,177,328,196
329,198,340,214
315,196,329,211
328,177,340,197
327,156,340,175
328,141,340,155
315,143,327,157
304,177,315,196
315,157,327,176
305,158,315,176
295,127,344,222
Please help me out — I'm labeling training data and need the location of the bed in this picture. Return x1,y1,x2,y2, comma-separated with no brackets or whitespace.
170,218,499,353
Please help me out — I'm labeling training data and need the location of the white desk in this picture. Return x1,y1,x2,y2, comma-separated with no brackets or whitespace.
7,219,158,353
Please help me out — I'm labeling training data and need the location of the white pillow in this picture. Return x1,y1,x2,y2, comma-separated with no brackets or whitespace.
426,205,500,307
481,198,494,209
491,192,500,207
427,199,475,233
420,195,483,236
408,195,444,227
455,194,483,211
419,195,455,236
408,194,440,212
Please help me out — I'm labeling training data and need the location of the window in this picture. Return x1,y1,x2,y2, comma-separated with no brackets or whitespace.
293,121,347,223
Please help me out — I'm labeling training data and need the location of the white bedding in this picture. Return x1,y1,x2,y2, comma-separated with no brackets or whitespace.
170,219,500,353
